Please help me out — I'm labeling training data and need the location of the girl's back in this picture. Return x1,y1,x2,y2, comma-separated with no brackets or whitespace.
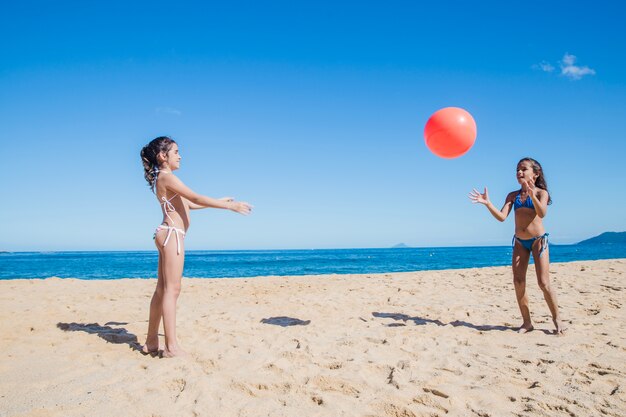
155,173,190,231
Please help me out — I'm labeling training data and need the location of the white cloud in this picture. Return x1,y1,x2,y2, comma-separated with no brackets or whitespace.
559,53,596,80
533,61,555,72
156,107,182,116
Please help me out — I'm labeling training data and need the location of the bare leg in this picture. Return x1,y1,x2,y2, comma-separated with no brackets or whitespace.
512,242,533,333
532,244,564,335
158,233,186,358
142,253,164,354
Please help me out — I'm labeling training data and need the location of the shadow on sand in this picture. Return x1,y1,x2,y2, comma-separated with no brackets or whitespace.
57,321,142,351
260,316,311,327
372,312,515,332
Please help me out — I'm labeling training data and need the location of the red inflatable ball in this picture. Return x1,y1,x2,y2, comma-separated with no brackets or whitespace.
424,107,477,158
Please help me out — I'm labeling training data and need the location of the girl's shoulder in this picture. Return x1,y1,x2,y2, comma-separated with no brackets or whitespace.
505,190,520,201
156,172,179,194
536,187,550,199
157,172,178,183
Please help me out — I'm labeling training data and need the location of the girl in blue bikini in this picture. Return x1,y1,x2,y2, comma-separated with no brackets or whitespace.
469,157,564,335
140,136,252,357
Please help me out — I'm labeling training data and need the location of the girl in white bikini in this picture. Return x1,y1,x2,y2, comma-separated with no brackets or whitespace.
140,136,252,357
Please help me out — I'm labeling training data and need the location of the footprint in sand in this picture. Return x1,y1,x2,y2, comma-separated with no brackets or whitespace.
167,378,187,401
411,394,450,415
365,337,389,345
230,381,256,397
197,358,217,374
589,362,621,376
376,402,419,417
311,395,324,405
311,375,361,397
601,284,623,291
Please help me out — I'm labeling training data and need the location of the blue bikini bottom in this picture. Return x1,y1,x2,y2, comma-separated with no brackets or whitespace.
513,233,549,257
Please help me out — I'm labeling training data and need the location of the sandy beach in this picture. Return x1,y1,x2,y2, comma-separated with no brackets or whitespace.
0,259,624,417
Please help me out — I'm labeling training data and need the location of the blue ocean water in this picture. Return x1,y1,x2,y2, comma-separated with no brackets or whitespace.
1,244,624,280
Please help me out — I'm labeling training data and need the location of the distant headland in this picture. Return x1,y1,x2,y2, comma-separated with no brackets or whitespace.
577,231,626,245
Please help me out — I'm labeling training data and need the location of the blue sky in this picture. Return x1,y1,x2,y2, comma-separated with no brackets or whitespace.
2,1,625,251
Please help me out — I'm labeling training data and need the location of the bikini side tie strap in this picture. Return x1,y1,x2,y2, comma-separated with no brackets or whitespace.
161,195,178,224
538,233,549,257
157,225,185,255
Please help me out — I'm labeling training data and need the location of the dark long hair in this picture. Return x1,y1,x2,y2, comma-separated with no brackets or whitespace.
140,136,176,193
519,157,552,205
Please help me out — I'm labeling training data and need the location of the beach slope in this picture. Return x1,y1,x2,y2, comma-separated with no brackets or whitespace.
0,259,624,416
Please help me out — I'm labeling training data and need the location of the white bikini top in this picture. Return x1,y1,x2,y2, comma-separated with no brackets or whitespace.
154,172,179,225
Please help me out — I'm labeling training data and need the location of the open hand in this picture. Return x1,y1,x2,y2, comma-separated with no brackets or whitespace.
230,201,253,215
520,180,536,198
469,187,490,205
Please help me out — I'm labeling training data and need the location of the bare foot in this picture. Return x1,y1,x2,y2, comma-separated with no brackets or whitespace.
517,323,534,334
141,337,161,355
161,347,188,358
553,318,566,336
141,345,161,356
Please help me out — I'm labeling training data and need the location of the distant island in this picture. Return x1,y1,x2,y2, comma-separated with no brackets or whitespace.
577,231,626,245
392,243,410,249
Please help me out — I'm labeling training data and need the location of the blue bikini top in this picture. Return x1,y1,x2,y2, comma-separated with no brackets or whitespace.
514,193,534,210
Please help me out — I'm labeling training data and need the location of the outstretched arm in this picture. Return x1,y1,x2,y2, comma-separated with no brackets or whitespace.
163,175,252,215
186,197,234,210
468,187,513,222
